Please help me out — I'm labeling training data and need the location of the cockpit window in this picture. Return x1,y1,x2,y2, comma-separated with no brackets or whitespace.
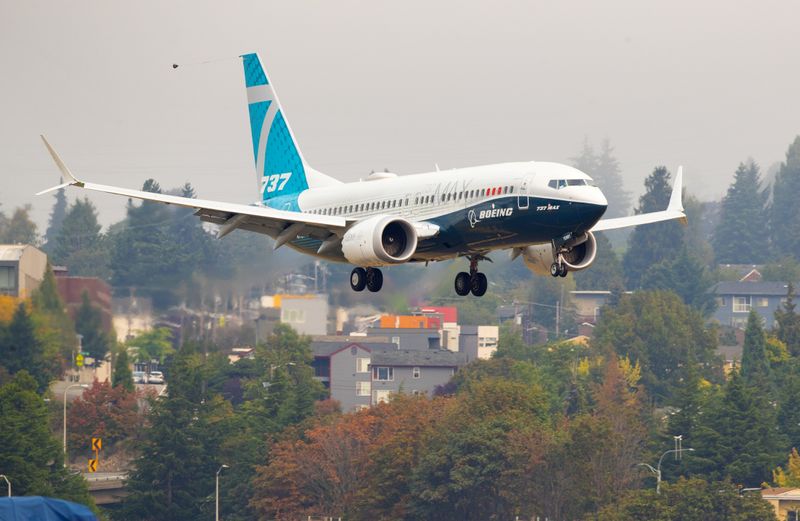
549,179,587,189
567,179,588,186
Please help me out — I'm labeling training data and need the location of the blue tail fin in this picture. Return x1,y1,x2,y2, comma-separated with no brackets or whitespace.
241,53,339,209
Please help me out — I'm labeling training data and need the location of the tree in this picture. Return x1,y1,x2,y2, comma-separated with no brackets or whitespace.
771,136,800,258
777,368,800,448
0,205,38,244
597,477,777,521
67,379,139,454
0,371,94,507
0,302,53,392
51,198,110,278
741,311,770,392
74,291,110,361
30,265,77,365
113,348,134,392
43,184,68,253
594,139,632,218
775,282,800,356
592,291,720,404
640,247,716,316
623,167,683,288
712,160,770,264
772,448,800,487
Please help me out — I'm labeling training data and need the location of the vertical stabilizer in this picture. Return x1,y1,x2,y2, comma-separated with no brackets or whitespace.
241,53,339,209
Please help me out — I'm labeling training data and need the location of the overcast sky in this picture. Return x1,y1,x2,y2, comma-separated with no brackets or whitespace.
2,0,798,231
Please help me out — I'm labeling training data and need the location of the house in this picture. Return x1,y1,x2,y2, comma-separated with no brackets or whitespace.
366,326,442,350
712,281,793,329
369,349,466,405
54,272,113,331
260,293,329,336
0,244,47,298
570,290,614,324
311,337,398,412
761,488,800,520
458,325,499,361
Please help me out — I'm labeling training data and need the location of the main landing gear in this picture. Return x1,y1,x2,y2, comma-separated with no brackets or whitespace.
350,267,384,292
455,256,488,297
550,258,569,278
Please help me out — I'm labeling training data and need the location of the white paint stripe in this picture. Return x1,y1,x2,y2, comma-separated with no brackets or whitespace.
247,85,272,104
255,101,280,184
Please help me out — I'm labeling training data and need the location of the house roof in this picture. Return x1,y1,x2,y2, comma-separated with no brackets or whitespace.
311,340,397,357
371,349,466,368
713,281,794,296
761,487,800,500
0,244,32,261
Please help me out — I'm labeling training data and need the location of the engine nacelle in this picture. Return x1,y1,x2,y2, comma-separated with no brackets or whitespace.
341,215,418,266
522,231,598,276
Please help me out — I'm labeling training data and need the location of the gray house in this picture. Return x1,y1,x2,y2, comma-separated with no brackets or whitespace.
369,350,466,405
365,327,441,350
311,337,397,412
712,281,793,329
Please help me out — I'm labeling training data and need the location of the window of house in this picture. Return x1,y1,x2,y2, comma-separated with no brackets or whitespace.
412,367,421,379
354,404,370,412
757,297,769,307
733,296,751,313
0,266,15,290
356,357,370,373
373,366,394,381
356,381,371,396
412,390,421,396
717,297,726,307
391,336,400,346
373,390,391,404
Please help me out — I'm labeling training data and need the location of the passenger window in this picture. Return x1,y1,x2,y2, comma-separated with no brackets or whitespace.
510,186,514,194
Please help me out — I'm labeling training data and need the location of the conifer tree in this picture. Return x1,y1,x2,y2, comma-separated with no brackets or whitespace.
113,348,134,392
741,311,771,392
52,198,110,278
0,205,38,244
778,370,800,449
771,136,800,258
0,303,52,392
74,291,110,361
622,167,683,288
712,160,769,264
43,184,68,253
640,247,716,316
775,282,800,356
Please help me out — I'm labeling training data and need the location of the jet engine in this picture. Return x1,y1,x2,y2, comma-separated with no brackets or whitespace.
341,215,418,266
522,231,598,276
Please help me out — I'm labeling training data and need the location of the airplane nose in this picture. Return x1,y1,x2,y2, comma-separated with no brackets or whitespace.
589,187,608,207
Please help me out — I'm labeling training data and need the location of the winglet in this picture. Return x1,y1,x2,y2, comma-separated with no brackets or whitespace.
38,135,84,194
667,165,684,213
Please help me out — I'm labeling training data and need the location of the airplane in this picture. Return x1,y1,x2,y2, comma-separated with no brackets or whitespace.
38,52,686,297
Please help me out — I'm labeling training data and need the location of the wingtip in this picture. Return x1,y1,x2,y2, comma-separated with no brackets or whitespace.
39,135,82,186
668,165,684,213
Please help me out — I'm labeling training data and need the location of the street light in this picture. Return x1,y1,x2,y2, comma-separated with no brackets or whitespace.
215,464,229,521
0,475,10,497
269,362,296,380
638,447,695,494
63,383,89,467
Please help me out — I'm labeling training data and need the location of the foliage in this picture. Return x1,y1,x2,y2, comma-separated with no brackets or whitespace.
0,371,94,507
0,205,38,244
574,232,625,290
772,448,800,487
592,291,720,404
127,327,175,367
741,311,771,391
775,282,800,356
67,379,140,454
30,265,77,366
597,478,777,521
113,347,134,392
771,136,800,259
623,167,683,289
640,247,717,316
0,302,57,392
43,185,68,253
571,138,631,218
51,198,111,278
712,160,770,264
74,291,111,361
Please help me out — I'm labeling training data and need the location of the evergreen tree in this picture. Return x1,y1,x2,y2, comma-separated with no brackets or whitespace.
0,205,38,244
30,265,77,366
775,282,800,356
0,371,94,506
771,136,800,258
595,139,632,218
43,184,68,253
51,198,110,278
113,348,134,392
741,311,770,392
0,303,52,392
74,291,110,361
623,167,683,288
712,160,769,264
640,247,716,316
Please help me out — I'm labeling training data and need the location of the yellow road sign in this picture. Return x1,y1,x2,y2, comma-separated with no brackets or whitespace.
91,437,102,452
76,353,84,367
88,458,97,473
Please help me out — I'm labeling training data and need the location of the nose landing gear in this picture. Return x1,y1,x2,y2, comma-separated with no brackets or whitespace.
454,256,488,297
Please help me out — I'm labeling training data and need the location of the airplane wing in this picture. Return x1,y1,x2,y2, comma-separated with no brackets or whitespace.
37,136,347,250
591,166,687,232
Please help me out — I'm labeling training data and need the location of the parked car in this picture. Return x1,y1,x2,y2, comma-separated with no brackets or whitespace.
132,371,146,384
147,371,165,384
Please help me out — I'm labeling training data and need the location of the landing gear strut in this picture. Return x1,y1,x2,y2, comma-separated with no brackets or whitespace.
455,256,488,297
351,267,384,292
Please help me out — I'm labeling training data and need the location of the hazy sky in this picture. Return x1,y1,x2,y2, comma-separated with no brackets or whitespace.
2,0,798,232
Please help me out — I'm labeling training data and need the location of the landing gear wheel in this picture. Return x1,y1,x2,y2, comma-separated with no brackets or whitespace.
550,262,560,277
470,273,488,297
455,272,471,296
350,267,367,292
366,268,384,292
559,265,569,277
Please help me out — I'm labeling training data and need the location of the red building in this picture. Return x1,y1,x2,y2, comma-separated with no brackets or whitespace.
54,269,113,332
